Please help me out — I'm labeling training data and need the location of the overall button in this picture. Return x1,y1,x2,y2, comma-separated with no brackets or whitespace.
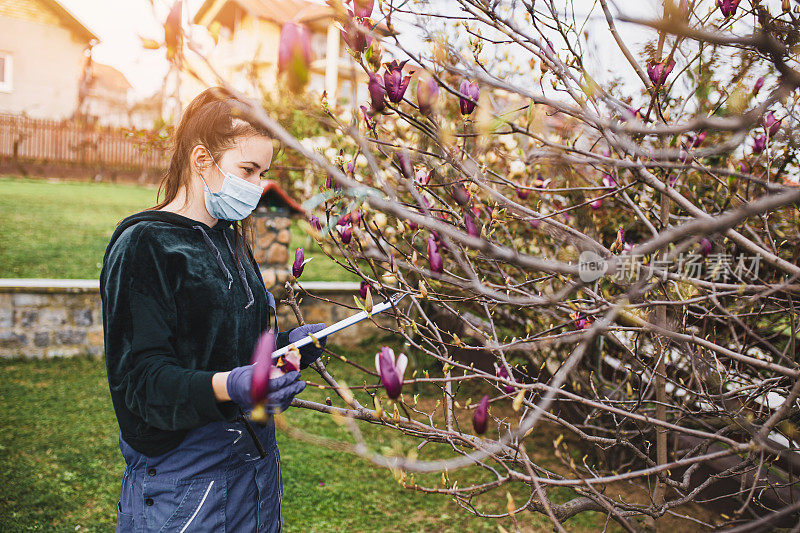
148,468,156,476
145,498,154,506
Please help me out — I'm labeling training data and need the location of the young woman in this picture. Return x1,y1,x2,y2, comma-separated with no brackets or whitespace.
100,86,326,532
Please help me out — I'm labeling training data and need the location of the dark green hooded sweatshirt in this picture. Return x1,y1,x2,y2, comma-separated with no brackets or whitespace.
100,210,294,457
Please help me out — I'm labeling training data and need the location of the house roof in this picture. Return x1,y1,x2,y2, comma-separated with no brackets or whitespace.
259,180,306,215
194,0,390,34
90,63,133,93
45,0,99,42
195,0,330,26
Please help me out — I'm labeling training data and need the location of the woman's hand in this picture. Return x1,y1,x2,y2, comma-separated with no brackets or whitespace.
288,323,327,369
224,366,306,412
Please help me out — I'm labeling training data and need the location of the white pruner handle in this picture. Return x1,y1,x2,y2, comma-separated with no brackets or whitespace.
269,292,408,360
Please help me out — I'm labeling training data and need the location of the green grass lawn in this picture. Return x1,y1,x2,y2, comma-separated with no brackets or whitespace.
0,175,357,282
0,336,620,532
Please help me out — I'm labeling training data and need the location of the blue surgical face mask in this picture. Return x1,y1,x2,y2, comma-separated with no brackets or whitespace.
199,155,264,221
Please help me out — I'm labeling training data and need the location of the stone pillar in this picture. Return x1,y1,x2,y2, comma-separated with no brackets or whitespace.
251,212,292,291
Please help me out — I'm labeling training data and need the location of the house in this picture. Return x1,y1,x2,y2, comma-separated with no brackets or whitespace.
0,0,98,120
127,89,167,130
77,62,135,128
184,0,386,109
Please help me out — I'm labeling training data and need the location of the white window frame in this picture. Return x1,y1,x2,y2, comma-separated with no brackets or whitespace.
0,52,13,92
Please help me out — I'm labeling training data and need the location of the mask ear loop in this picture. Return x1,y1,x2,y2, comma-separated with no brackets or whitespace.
197,146,224,193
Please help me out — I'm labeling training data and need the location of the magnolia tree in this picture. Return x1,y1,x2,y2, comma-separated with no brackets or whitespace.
165,0,800,529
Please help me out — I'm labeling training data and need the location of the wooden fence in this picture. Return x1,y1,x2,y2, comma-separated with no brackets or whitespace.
0,113,169,172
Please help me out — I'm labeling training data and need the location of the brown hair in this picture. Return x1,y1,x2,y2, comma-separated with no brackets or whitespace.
145,86,283,271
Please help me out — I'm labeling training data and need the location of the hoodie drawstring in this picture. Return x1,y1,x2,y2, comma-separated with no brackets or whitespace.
192,224,234,291
223,232,255,310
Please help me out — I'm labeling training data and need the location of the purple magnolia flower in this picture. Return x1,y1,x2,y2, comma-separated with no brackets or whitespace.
647,58,676,87
494,364,515,393
384,59,411,103
338,223,353,244
359,280,376,299
309,215,322,231
699,238,712,257
516,187,530,200
572,312,589,330
250,330,276,404
416,75,439,115
375,346,408,399
431,228,449,251
602,173,617,189
473,395,489,435
763,112,781,137
621,106,643,122
753,76,765,96
415,168,431,186
325,171,343,191
752,134,767,154
688,131,706,148
427,235,443,273
360,104,377,130
589,198,603,210
348,0,374,18
394,150,413,178
458,79,480,115
450,183,470,205
336,209,361,227
464,211,480,237
278,22,313,91
717,0,741,18
342,14,371,53
292,248,308,279
368,72,386,113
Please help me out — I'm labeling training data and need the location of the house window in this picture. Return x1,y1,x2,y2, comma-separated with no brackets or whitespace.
0,52,12,92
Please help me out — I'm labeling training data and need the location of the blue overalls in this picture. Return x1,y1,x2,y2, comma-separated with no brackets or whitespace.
115,414,282,532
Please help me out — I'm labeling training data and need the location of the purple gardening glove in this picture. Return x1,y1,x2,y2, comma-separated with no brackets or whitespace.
226,366,306,413
288,323,327,369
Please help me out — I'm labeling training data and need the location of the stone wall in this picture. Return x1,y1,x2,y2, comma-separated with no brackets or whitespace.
0,279,395,359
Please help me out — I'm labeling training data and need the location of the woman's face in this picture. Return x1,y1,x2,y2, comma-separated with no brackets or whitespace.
208,134,274,190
